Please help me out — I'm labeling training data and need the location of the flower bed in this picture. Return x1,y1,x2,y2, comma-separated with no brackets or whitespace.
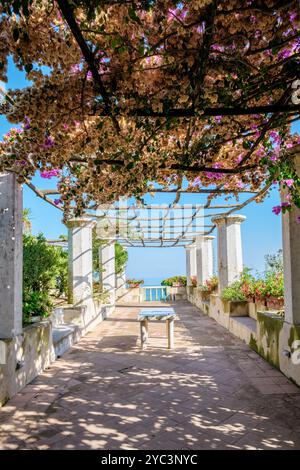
221,268,284,314
127,279,144,288
161,276,187,287
199,276,218,301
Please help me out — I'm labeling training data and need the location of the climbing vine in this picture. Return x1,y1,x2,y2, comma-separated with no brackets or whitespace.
0,1,299,215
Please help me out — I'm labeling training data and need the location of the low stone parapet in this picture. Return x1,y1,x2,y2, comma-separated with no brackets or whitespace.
188,286,300,387
0,321,53,406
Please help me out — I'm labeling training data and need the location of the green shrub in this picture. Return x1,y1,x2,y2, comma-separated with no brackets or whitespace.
199,276,218,292
221,281,246,302
23,291,53,324
127,279,144,286
161,276,187,287
264,270,284,299
23,233,68,321
221,265,284,303
115,242,128,275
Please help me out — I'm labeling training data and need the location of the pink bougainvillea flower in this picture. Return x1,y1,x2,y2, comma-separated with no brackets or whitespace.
43,136,55,149
283,179,294,188
278,48,291,60
269,131,281,144
40,169,60,179
211,44,225,52
256,148,265,158
71,64,81,74
167,7,187,22
296,216,300,224
24,116,30,130
263,49,273,57
272,205,282,215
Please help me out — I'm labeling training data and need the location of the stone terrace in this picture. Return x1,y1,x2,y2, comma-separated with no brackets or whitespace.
1,301,300,450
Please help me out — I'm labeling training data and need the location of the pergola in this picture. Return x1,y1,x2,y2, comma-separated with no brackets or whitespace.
1,0,300,404
25,173,270,246
0,144,297,314
1,148,300,330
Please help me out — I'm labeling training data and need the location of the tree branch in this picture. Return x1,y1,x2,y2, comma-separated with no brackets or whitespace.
56,0,121,133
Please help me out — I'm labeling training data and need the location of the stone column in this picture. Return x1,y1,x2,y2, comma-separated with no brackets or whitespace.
196,235,215,286
0,173,23,338
67,218,95,305
116,268,126,300
211,215,246,292
282,148,300,324
185,245,193,286
100,241,116,304
190,243,197,278
185,244,197,286
116,269,126,290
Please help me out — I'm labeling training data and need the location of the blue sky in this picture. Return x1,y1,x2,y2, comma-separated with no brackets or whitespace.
1,59,299,285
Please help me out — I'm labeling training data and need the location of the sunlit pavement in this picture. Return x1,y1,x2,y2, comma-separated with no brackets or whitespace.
1,301,300,450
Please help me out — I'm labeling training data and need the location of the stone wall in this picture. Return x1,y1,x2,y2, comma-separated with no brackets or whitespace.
52,300,115,357
0,321,53,406
116,287,141,303
187,287,300,387
253,312,300,386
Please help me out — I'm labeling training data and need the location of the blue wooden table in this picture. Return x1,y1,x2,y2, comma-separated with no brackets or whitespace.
138,308,176,349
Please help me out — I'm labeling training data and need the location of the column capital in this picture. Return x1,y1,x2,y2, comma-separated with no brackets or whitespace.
185,244,194,251
211,214,246,226
196,235,215,241
66,217,96,229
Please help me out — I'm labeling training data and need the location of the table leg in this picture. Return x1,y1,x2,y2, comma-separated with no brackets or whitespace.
140,319,148,349
167,318,174,349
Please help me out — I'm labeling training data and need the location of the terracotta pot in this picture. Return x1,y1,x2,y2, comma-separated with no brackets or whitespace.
128,283,141,288
172,283,183,287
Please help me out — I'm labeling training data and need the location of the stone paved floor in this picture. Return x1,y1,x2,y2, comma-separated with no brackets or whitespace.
1,301,300,450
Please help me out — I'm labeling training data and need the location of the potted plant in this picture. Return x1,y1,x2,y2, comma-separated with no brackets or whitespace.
199,276,218,301
127,279,144,288
264,271,284,311
221,280,248,316
190,276,197,287
161,276,187,287
172,276,187,287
